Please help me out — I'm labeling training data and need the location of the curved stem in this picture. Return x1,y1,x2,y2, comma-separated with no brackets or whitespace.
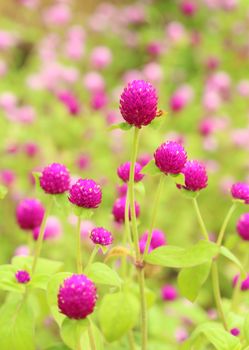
76,216,83,274
143,174,164,257
84,246,98,274
216,203,237,246
31,197,53,274
192,197,209,241
211,261,228,330
88,321,96,350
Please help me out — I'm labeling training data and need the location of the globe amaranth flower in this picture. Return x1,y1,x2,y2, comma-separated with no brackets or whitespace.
40,163,70,194
69,179,102,208
15,270,30,284
236,213,249,240
233,273,249,291
154,141,187,175
119,80,158,128
230,328,240,337
58,274,97,319
33,216,62,241
139,229,166,253
180,160,208,191
90,227,113,246
112,196,140,223
231,182,249,204
117,161,144,183
16,198,45,230
161,284,178,301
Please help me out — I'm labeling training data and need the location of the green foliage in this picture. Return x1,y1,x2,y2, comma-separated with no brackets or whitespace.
144,240,219,268
12,256,63,275
108,122,132,131
220,246,245,276
60,318,89,350
98,291,140,342
177,261,211,301
86,262,123,288
0,295,35,350
141,160,161,176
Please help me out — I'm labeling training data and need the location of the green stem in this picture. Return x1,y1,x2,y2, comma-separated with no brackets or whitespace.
231,251,249,311
128,127,141,261
143,175,164,257
192,197,209,241
128,330,136,350
216,203,237,246
121,192,132,279
31,197,53,274
211,261,228,330
192,198,228,330
84,246,98,273
88,321,97,350
76,216,83,274
128,127,147,350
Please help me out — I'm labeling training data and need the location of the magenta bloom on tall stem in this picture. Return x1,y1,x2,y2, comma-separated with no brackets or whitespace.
154,141,187,175
69,179,102,208
117,161,144,183
180,160,208,191
119,80,158,128
236,213,249,240
16,198,45,230
231,182,249,204
40,163,70,194
139,229,166,253
112,196,140,223
58,274,97,319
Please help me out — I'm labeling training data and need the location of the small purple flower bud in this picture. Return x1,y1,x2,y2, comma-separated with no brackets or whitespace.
231,182,249,204
230,328,240,337
161,284,178,301
15,270,30,284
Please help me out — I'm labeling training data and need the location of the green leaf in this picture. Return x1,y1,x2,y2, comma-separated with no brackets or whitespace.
141,160,161,176
86,262,122,288
180,188,199,199
108,122,132,131
144,240,219,268
60,318,89,350
29,273,50,290
0,185,8,199
0,270,25,293
0,296,35,350
45,344,71,350
131,285,156,309
53,193,71,212
178,262,211,301
170,173,185,186
81,324,104,350
47,272,72,326
220,246,245,276
134,182,145,195
184,322,241,350
12,256,63,275
72,206,94,219
98,291,139,342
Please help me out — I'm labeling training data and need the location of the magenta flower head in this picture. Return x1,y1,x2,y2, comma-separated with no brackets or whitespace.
112,196,140,223
117,161,144,183
161,284,178,301
230,328,240,337
231,182,249,204
119,80,158,128
90,227,113,246
139,229,166,253
15,270,30,284
33,216,62,241
58,274,97,319
40,163,70,194
181,160,208,191
69,179,102,208
16,198,45,230
154,141,187,175
233,273,249,291
236,213,249,241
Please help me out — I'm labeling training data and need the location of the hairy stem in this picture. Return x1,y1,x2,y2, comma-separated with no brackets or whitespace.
31,197,53,274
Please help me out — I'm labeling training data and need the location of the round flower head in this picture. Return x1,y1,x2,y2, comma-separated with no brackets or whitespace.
154,141,187,175
233,273,249,291
32,216,62,241
161,284,178,301
58,274,97,319
112,196,140,223
40,163,70,194
236,213,249,241
231,182,249,204
139,229,166,253
117,161,144,183
181,160,208,191
90,227,113,246
230,328,240,337
119,80,158,128
16,198,45,230
15,270,30,284
69,179,102,208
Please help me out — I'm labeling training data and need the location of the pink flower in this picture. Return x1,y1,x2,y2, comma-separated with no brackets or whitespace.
90,46,112,70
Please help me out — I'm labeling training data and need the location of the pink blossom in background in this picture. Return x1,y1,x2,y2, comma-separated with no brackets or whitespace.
43,3,71,26
91,91,108,110
83,72,105,93
170,85,194,112
58,91,80,116
166,21,186,43
237,80,249,97
0,169,15,187
143,62,163,84
14,245,30,257
6,105,36,124
64,26,85,60
0,92,17,111
90,46,112,70
0,30,17,50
